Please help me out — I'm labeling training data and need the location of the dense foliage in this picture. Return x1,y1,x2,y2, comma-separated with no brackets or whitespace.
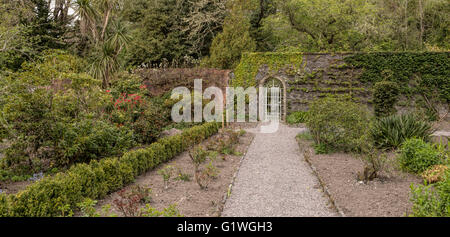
373,81,400,117
286,111,308,125
411,170,450,217
0,51,171,179
345,52,450,103
398,138,444,173
0,51,131,174
0,122,219,217
203,1,256,69
306,96,371,153
2,0,448,72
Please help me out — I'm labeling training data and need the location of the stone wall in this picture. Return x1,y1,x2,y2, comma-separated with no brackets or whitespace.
232,52,449,116
249,53,369,112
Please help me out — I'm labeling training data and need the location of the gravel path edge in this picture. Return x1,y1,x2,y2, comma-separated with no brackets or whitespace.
219,133,256,216
299,139,345,217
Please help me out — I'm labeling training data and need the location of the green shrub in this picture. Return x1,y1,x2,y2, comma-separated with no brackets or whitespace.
306,96,371,152
313,143,331,154
0,122,219,217
371,113,433,149
399,138,443,174
109,72,146,97
131,102,167,144
286,111,308,124
373,81,399,117
0,50,136,175
0,194,9,217
410,168,450,217
54,119,136,166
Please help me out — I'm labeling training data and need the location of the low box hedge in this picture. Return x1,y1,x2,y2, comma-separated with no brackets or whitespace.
0,122,219,217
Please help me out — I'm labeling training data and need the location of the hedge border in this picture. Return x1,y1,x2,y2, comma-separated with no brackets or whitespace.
0,122,220,217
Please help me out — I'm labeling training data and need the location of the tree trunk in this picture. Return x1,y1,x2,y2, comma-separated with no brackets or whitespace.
418,0,424,50
404,0,408,50
101,7,112,41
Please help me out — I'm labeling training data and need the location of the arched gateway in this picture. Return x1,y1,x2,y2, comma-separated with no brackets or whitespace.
259,76,287,122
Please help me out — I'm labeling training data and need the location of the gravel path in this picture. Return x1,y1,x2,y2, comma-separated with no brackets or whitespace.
222,123,337,217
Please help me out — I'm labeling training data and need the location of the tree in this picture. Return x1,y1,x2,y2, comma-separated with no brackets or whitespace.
124,0,192,66
73,0,99,39
204,0,257,69
248,0,276,51
73,0,131,87
182,0,227,57
277,0,376,51
0,0,70,71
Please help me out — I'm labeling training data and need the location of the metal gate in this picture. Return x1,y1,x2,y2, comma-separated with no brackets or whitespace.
264,82,281,121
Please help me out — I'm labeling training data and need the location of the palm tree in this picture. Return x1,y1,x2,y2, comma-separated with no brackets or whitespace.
73,0,99,42
106,19,131,52
96,0,122,41
75,0,129,88
90,41,120,88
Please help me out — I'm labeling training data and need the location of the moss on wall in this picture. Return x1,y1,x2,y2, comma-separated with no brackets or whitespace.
232,52,304,87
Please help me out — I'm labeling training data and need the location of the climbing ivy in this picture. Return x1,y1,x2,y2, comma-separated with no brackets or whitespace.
344,52,450,102
373,81,400,117
232,52,449,114
232,52,304,87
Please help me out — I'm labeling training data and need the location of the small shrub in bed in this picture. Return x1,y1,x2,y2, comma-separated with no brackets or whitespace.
422,165,449,184
410,168,450,217
398,138,444,174
189,145,219,189
370,113,433,149
112,185,152,217
158,165,175,190
306,96,371,152
286,111,308,124
357,147,388,183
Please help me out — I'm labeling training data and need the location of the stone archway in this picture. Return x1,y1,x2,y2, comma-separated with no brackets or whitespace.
259,76,287,122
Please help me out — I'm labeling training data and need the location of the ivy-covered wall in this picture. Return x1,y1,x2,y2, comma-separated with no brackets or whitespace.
232,52,449,113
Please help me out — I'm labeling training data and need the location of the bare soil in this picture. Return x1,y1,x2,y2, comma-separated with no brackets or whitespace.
433,120,450,131
298,139,422,217
93,131,255,217
0,180,31,194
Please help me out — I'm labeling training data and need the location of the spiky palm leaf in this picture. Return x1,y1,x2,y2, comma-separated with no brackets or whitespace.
89,42,120,88
74,0,99,40
371,113,434,149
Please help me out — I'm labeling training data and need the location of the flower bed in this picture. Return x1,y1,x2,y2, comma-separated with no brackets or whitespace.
0,123,219,217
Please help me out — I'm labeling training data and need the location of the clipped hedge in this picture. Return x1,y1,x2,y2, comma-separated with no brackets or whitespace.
0,122,219,217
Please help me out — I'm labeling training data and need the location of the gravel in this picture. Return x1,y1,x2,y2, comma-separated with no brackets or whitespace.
222,123,337,217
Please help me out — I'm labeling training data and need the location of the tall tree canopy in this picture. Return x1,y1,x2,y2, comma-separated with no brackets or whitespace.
0,0,448,72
